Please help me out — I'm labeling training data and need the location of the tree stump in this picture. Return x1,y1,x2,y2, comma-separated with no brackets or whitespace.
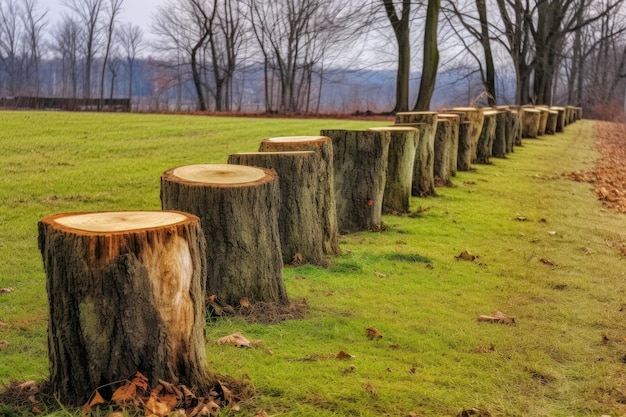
367,126,419,214
394,111,438,197
259,136,340,256
319,129,390,233
552,106,566,132
38,210,211,405
491,110,508,158
451,107,485,163
506,109,519,151
227,151,327,266
161,164,288,307
457,121,473,171
437,113,460,176
537,107,549,136
475,110,498,164
522,108,541,138
546,110,558,134
433,118,453,186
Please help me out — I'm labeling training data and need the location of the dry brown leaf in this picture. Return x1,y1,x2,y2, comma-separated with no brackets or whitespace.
87,389,106,409
239,297,250,308
0,340,9,350
373,271,387,278
0,288,14,295
539,258,555,266
292,253,303,266
363,382,377,397
217,332,252,348
477,311,516,325
455,249,477,261
19,381,37,391
0,319,9,328
144,392,173,417
253,410,269,417
336,350,354,359
31,406,42,414
111,381,137,404
365,327,383,340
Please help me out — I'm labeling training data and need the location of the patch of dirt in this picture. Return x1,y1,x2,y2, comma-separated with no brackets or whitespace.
566,121,626,212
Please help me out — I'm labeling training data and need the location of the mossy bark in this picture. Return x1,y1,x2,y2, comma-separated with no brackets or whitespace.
38,211,211,406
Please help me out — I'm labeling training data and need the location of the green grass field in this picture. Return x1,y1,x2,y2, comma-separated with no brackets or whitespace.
1,111,626,416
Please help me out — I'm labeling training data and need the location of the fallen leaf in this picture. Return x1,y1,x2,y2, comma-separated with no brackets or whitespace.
131,372,150,392
583,247,593,255
389,343,401,349
514,216,527,221
363,382,377,397
292,253,303,266
239,297,250,308
0,319,8,328
19,381,37,391
476,311,516,325
457,408,492,417
336,350,354,359
408,367,416,374
0,340,9,350
455,249,477,261
473,344,496,353
111,380,137,404
144,392,173,417
217,332,252,348
373,271,386,278
86,389,106,409
0,288,14,295
253,410,269,417
539,258,555,266
342,364,357,375
548,230,557,236
31,406,42,414
365,327,383,340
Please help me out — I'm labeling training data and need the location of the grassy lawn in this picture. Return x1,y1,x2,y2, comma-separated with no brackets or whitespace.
1,111,626,416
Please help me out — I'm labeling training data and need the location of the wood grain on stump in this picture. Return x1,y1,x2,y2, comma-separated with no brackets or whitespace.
367,126,419,214
491,110,508,158
537,107,550,136
433,118,453,186
320,129,390,233
552,106,566,132
475,110,498,164
161,164,288,307
457,121,473,171
38,210,210,405
451,107,485,163
259,136,339,255
522,108,541,138
437,113,460,177
394,111,438,197
228,151,328,266
546,110,559,134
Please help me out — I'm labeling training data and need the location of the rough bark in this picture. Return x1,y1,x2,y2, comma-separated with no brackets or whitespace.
508,108,522,148
227,151,327,266
537,107,549,136
319,129,390,233
258,136,339,255
437,113,460,176
38,210,210,405
451,107,485,163
475,110,498,164
491,110,508,158
457,121,473,171
552,106,566,132
522,108,541,138
394,111,438,197
433,119,453,186
161,164,288,307
546,110,558,134
367,126,419,214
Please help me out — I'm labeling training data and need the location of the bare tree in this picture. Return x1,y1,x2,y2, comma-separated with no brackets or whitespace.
63,0,104,99
413,0,440,110
20,0,47,96
99,0,124,107
0,0,25,95
381,0,411,112
116,22,143,99
52,16,82,98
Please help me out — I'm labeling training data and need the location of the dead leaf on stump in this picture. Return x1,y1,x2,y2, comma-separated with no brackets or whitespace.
476,311,516,325
455,250,478,261
365,327,383,340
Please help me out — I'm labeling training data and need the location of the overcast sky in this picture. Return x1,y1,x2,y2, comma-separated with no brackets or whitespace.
46,0,167,32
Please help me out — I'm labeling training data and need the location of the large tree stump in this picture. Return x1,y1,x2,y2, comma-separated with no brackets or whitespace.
491,110,508,158
319,129,390,233
451,107,485,163
259,136,340,255
506,109,519,151
367,126,420,214
537,107,550,136
546,110,558,134
475,110,498,164
457,121,473,171
437,113,460,176
38,210,211,405
552,106,566,132
161,164,288,307
394,111,438,197
522,108,541,138
432,118,454,186
227,151,327,266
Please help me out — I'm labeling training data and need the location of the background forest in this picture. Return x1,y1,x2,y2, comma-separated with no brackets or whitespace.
1,0,626,117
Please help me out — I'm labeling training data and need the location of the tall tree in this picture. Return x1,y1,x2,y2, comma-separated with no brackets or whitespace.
381,0,411,112
20,0,47,96
52,16,82,98
413,0,440,110
116,22,143,99
99,0,124,107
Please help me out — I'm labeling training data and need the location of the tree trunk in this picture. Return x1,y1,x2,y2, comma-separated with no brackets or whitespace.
552,106,566,132
258,136,340,255
319,129,390,233
457,121,473,171
508,108,522,148
451,107,485,164
394,111,438,197
491,110,508,158
436,113,460,176
227,151,327,266
38,210,211,406
413,0,440,111
367,126,420,214
537,107,549,136
432,119,453,186
546,110,558,134
475,110,498,164
161,164,288,307
522,108,541,138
